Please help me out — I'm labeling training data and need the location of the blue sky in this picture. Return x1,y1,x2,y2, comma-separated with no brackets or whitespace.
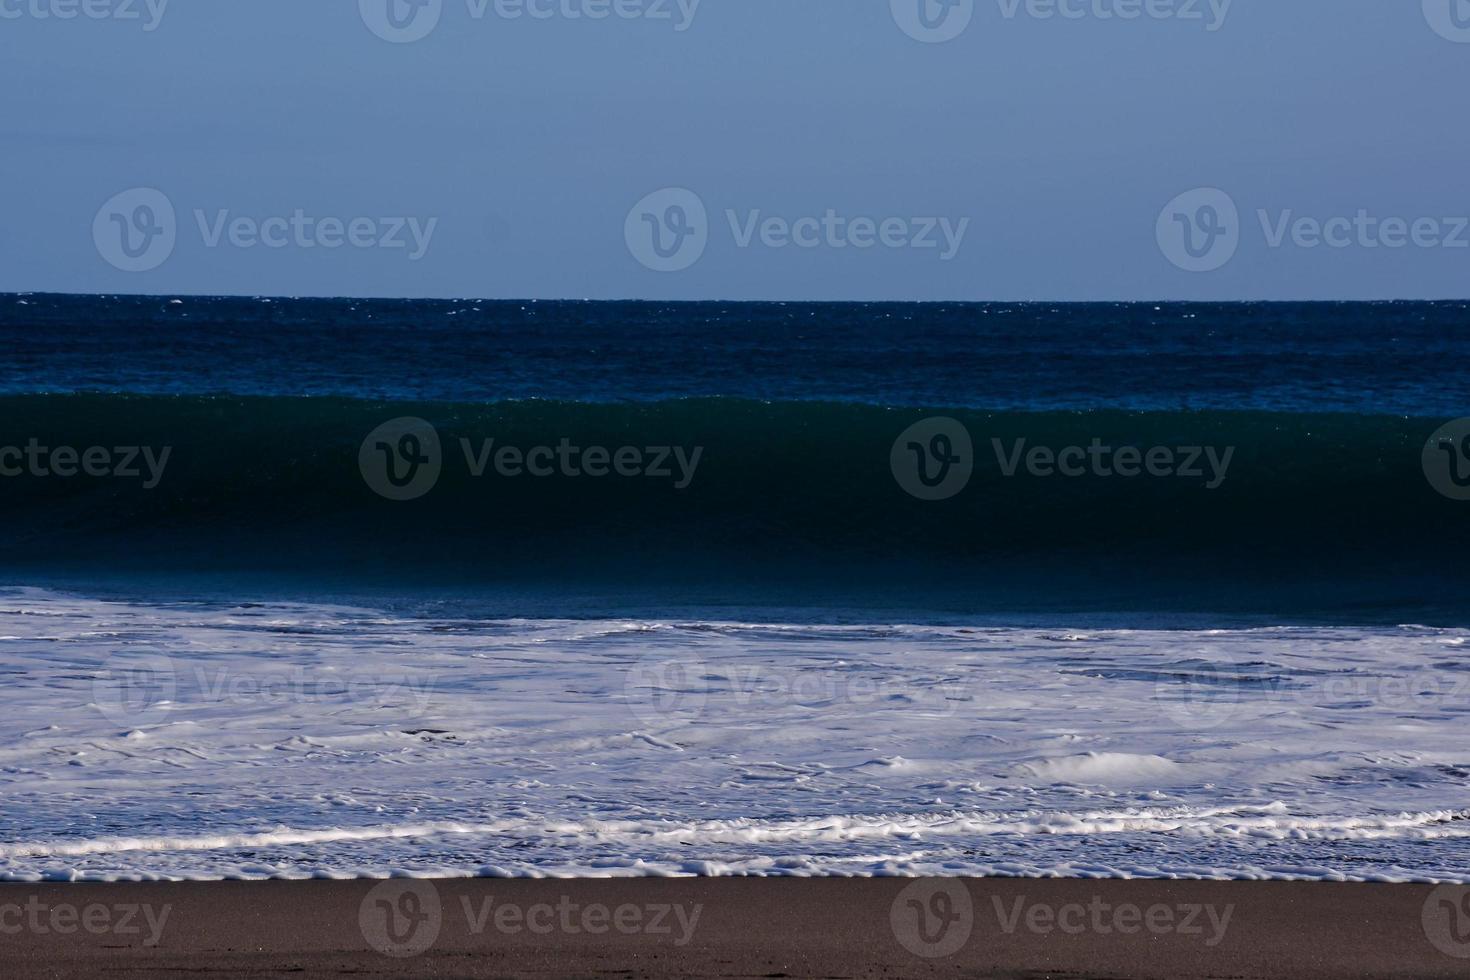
3,0,1468,300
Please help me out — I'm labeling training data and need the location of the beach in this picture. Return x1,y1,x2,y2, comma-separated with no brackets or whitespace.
4,299,1470,976
4,877,1467,978
7,0,1470,973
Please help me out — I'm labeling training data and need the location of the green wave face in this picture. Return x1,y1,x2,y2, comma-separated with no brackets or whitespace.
0,394,1465,622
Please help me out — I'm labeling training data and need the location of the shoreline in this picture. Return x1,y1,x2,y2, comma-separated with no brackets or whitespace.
3,877,1467,979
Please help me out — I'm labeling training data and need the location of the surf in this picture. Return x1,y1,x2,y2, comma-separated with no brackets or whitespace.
0,393,1465,622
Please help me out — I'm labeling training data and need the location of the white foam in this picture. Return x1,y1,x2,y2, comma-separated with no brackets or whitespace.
1015,753,1183,786
2,588,1468,882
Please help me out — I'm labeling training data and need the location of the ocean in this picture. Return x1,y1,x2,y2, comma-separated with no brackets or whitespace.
1,292,1468,882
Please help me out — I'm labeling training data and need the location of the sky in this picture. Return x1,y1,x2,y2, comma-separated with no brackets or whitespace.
2,0,1468,301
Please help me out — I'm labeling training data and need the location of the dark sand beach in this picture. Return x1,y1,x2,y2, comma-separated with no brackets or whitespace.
3,877,1466,978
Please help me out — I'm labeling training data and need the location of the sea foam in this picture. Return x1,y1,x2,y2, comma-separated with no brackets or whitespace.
2,588,1468,882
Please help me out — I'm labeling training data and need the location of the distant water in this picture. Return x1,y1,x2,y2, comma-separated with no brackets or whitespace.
3,293,1468,413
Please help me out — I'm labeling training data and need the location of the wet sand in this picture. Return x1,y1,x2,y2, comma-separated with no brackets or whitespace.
2,876,1467,978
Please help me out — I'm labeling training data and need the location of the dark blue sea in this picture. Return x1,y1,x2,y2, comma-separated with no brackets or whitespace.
2,292,1468,624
